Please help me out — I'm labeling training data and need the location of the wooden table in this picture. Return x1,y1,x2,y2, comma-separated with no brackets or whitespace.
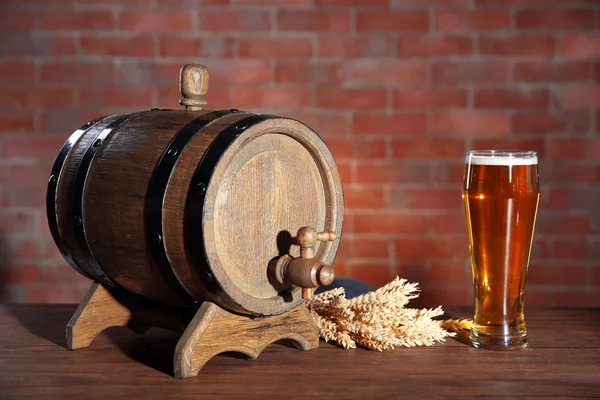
1,305,599,399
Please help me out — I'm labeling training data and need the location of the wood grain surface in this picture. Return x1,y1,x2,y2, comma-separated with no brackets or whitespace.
1,305,599,399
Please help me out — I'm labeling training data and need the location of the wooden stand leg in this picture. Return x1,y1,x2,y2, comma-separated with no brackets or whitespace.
66,282,136,350
174,302,320,379
67,283,320,378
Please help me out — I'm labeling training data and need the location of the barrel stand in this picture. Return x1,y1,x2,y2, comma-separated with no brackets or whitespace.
66,283,320,378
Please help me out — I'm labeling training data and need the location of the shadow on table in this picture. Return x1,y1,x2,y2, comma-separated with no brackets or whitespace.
6,304,76,347
0,235,11,303
106,329,300,376
104,327,300,377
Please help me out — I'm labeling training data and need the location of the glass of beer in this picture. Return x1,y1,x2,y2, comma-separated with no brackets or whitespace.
463,150,539,350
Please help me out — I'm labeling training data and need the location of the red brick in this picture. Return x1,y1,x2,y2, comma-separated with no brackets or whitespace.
514,61,592,82
394,89,468,109
275,62,341,84
593,269,600,286
349,263,394,289
7,186,47,207
336,163,351,183
235,0,310,5
435,10,509,32
41,62,113,84
0,62,35,83
432,62,509,84
41,11,113,30
337,239,390,259
121,11,192,31
326,139,386,159
159,37,234,57
433,163,465,183
356,163,431,184
0,87,74,109
474,88,549,109
554,239,589,260
81,36,155,57
353,113,427,135
512,111,590,135
472,139,546,157
431,112,508,136
199,11,270,32
544,188,571,210
6,263,41,284
209,61,271,84
516,9,594,30
561,86,600,108
559,35,600,58
318,37,395,58
391,0,470,5
22,283,90,303
238,38,312,58
316,0,387,5
390,188,462,210
0,113,34,133
429,213,466,235
112,62,181,87
40,110,89,135
536,212,590,235
0,34,75,57
392,139,465,159
344,187,386,209
278,11,350,32
397,36,473,57
429,261,469,285
80,87,153,109
477,0,595,4
316,88,387,109
79,0,152,3
529,266,587,286
0,11,36,30
480,35,555,57
354,214,427,234
0,210,37,236
542,163,600,184
285,111,349,137
342,60,427,86
395,237,469,260
356,11,428,32
1,135,66,158
234,87,310,109
550,138,600,159
0,163,49,184
553,291,600,308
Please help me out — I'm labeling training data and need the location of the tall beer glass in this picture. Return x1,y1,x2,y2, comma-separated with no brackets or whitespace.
463,150,539,350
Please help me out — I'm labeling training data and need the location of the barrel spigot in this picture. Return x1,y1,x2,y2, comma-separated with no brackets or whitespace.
269,226,337,299
179,64,209,111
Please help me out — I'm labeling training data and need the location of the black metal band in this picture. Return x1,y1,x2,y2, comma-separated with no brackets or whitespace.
72,112,145,286
185,114,271,312
145,110,237,305
46,118,104,280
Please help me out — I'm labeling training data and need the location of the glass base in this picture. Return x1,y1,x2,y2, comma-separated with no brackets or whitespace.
469,329,528,351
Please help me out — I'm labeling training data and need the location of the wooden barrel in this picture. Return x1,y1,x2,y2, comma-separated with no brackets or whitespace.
47,107,344,316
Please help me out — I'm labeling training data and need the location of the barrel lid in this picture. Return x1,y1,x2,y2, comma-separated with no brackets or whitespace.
201,116,344,315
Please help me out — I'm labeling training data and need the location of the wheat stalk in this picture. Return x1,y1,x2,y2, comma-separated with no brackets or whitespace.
439,318,473,333
307,277,456,350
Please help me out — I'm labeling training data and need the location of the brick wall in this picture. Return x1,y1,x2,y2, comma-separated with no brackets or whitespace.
0,0,598,306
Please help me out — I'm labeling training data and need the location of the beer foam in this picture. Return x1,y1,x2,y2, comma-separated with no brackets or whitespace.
466,154,538,166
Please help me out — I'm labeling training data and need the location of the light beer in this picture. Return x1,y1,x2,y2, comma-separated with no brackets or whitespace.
463,151,539,350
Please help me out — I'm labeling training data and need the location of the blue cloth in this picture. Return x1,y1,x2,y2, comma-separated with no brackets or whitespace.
314,278,373,299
